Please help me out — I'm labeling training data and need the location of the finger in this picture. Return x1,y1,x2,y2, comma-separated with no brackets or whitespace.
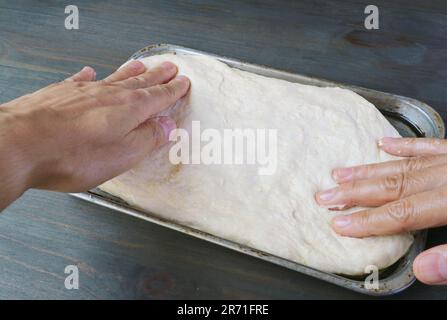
123,116,176,158
331,186,447,237
117,61,177,89
122,75,190,126
65,66,96,82
317,164,447,208
378,137,447,157
413,244,447,285
83,117,177,189
332,154,447,184
103,60,146,83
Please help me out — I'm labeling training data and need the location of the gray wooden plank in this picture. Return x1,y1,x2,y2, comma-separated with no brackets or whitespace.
0,0,446,299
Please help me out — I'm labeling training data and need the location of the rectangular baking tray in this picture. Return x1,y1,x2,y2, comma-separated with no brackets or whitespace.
71,44,445,296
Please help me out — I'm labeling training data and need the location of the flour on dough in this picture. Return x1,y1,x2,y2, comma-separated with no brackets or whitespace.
99,53,413,275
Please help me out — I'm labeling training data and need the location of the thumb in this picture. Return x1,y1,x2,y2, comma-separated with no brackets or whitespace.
413,244,447,285
131,116,177,155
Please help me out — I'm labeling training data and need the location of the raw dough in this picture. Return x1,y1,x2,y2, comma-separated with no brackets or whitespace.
99,53,413,275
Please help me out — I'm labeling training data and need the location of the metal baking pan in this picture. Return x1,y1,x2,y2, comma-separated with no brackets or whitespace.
71,44,445,296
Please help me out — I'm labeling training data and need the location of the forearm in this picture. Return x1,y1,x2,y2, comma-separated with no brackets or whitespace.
0,110,33,211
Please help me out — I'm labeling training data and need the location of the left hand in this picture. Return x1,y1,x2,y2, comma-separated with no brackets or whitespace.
315,137,447,285
0,60,190,211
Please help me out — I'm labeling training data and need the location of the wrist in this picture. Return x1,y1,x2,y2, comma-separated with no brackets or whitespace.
0,109,35,199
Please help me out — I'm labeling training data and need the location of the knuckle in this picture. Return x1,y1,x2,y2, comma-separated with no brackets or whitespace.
98,79,109,85
385,199,414,228
73,81,88,88
159,84,177,99
340,180,358,206
98,85,122,104
359,164,373,178
352,163,377,180
357,210,372,228
381,173,406,197
72,85,89,97
131,76,147,88
403,156,427,172
344,179,357,191
128,89,148,102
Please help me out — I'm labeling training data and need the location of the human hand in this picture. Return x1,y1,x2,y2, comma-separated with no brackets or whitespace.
315,137,447,285
0,60,190,201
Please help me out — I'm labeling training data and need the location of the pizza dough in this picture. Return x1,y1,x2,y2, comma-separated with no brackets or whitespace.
99,53,413,275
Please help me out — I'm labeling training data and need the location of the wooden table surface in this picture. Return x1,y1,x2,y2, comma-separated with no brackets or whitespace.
1,0,447,299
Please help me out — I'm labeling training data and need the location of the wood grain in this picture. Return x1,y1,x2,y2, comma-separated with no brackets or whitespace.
0,0,446,299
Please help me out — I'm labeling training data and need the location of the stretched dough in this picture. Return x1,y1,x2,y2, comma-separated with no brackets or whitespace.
99,53,413,275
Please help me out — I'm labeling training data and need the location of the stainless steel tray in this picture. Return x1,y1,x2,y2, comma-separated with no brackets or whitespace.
71,44,445,296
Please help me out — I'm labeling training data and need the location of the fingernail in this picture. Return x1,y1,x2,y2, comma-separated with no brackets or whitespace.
158,117,176,139
160,61,176,71
332,167,353,182
318,188,337,202
129,60,144,71
175,75,189,84
415,253,447,284
333,215,352,228
81,66,94,75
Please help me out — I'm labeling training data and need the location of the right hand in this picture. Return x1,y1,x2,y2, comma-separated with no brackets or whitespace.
315,137,447,285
